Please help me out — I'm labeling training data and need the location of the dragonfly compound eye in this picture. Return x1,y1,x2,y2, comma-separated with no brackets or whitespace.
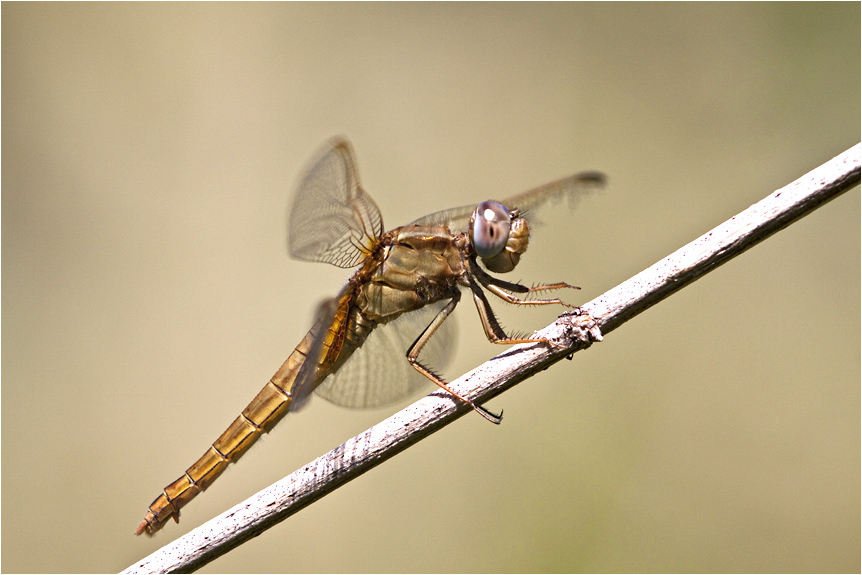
471,201,511,258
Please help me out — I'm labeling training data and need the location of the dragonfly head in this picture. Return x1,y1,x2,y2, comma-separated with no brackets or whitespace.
469,201,530,273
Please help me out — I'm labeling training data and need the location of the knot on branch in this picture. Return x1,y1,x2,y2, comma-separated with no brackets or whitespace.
557,309,603,359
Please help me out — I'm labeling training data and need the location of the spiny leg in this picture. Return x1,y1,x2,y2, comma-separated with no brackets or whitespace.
406,291,502,424
469,278,568,350
472,265,580,308
483,282,578,308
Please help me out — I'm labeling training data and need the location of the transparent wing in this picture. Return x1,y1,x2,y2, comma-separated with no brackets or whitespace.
289,138,384,269
314,300,457,409
410,171,606,232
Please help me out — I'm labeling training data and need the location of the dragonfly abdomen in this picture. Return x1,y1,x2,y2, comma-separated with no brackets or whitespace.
135,329,317,536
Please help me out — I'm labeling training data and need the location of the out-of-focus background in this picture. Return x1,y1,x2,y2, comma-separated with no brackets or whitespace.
3,4,859,573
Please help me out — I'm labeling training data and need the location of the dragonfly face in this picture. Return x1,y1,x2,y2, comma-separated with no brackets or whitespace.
470,201,528,273
136,138,605,536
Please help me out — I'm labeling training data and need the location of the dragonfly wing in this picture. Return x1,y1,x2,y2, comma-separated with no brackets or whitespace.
314,300,457,409
408,203,475,232
409,171,606,233
289,138,384,269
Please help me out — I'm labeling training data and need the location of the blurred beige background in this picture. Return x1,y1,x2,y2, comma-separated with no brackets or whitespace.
3,3,859,573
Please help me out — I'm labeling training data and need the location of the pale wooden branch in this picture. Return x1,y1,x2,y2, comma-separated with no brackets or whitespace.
123,143,860,574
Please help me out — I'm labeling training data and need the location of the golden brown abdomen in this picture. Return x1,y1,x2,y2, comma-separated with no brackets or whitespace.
136,308,341,536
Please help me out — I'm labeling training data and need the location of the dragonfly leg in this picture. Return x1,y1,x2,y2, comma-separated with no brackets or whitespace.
472,264,579,308
406,291,503,424
484,282,578,309
469,279,568,350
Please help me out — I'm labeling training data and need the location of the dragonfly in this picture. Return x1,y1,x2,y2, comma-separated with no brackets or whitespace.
136,138,605,536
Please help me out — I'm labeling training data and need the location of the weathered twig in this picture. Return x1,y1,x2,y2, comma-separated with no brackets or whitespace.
123,143,860,574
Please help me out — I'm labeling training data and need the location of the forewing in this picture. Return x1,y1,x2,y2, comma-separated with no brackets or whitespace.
314,300,457,409
289,138,384,268
410,171,606,232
